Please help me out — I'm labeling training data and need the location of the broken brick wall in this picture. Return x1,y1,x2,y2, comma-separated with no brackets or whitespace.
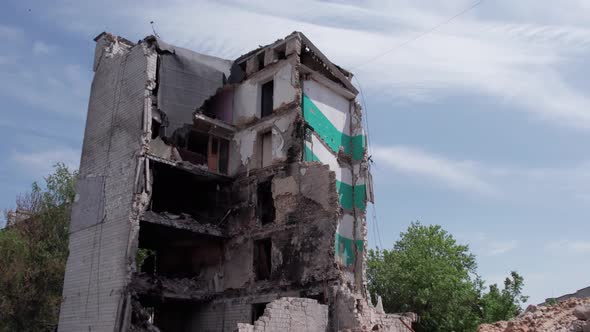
331,286,416,332
229,55,302,175
190,291,301,332
237,297,329,332
231,59,299,127
58,35,157,332
223,162,339,290
230,110,301,175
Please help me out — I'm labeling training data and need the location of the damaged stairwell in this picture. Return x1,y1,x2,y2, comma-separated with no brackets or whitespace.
57,31,417,332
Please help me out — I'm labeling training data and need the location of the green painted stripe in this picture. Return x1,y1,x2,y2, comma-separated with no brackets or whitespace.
303,94,365,160
335,233,364,267
354,184,367,211
336,180,366,211
352,134,366,161
306,143,367,212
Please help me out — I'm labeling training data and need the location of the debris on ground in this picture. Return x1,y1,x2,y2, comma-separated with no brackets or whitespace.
478,297,590,332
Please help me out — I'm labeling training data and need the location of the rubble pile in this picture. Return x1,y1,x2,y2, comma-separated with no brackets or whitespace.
478,298,590,332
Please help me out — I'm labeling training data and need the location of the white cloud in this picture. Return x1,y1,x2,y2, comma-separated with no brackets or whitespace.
570,241,590,253
32,41,57,55
0,61,90,116
0,25,24,40
486,240,518,256
372,145,496,195
456,232,518,257
11,147,80,178
546,240,590,254
121,0,590,128
372,144,590,203
0,25,88,117
23,0,589,129
0,56,16,65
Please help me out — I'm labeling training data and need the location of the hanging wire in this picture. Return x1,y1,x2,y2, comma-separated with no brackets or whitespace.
354,75,384,249
351,0,484,70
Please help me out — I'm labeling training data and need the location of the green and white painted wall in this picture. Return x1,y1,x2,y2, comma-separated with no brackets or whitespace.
302,79,368,271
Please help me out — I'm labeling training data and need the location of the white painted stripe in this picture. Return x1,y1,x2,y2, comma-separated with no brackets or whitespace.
336,215,363,240
303,79,351,135
336,214,356,239
353,164,366,186
305,135,353,185
354,216,365,241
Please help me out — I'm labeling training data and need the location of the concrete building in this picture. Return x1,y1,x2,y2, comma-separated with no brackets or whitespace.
58,31,415,332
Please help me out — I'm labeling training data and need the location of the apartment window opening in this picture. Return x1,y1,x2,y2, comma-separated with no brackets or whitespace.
251,303,269,323
151,119,161,139
261,80,274,118
253,238,272,280
260,131,272,167
257,181,275,225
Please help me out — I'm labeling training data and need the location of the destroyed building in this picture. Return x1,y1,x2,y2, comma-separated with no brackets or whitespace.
57,31,416,332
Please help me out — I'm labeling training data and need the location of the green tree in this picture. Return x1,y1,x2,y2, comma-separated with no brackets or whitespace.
480,271,529,323
367,222,527,332
0,163,77,332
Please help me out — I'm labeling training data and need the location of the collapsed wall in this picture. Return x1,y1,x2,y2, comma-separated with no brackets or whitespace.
237,297,329,332
58,31,415,332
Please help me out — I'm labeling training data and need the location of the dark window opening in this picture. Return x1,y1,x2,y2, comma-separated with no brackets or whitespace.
277,50,286,60
152,303,190,332
208,137,219,173
260,131,272,168
208,137,230,175
178,131,229,175
261,80,274,118
257,53,265,72
138,221,223,278
131,300,158,330
257,181,275,225
253,238,272,280
211,137,219,151
151,119,161,139
177,130,209,166
219,139,229,175
146,307,155,325
251,303,268,323
187,131,208,156
138,248,157,274
150,162,229,222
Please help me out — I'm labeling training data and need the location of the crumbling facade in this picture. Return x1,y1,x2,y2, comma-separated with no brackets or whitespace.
58,31,415,332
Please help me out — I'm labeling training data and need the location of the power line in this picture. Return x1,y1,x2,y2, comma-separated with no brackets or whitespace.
350,1,485,249
354,76,374,158
354,75,384,249
351,0,484,70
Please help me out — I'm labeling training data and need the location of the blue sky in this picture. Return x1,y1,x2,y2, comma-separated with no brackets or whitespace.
1,0,589,305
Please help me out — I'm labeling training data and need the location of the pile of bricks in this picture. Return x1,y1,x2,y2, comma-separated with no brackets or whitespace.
237,297,328,332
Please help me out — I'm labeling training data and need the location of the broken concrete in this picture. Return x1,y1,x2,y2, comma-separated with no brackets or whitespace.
140,211,225,237
237,297,329,332
58,31,416,332
130,273,217,302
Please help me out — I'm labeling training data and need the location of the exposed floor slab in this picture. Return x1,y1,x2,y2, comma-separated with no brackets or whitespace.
140,211,225,237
